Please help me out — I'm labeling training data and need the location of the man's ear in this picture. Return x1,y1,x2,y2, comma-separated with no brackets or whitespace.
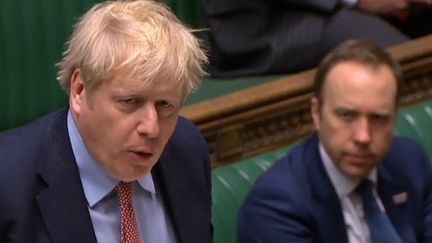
69,69,85,116
310,97,321,130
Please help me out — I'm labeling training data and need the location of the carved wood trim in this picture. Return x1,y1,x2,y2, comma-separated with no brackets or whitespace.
181,34,432,167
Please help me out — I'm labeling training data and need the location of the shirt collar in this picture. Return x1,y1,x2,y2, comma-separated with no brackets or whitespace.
319,143,377,199
67,110,156,207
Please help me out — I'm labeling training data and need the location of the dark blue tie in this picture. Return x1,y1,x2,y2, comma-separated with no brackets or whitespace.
357,180,403,243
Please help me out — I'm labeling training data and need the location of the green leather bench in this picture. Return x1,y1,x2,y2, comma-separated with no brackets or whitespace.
211,99,432,243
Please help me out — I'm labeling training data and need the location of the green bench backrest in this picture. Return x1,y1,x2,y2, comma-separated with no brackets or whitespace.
211,100,432,243
394,102,432,160
211,146,293,243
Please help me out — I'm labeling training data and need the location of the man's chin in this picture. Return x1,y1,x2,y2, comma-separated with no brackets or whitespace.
109,163,154,182
341,164,374,179
115,171,150,182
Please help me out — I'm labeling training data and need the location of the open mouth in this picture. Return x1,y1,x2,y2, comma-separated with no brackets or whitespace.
129,151,153,161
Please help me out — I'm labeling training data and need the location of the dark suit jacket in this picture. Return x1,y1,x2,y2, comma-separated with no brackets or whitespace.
202,0,408,77
238,135,432,243
0,108,212,243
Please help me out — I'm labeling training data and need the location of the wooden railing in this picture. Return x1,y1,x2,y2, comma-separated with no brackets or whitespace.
181,34,432,167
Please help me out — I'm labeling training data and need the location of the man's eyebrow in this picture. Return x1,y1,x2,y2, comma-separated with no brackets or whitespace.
369,111,392,117
333,106,356,112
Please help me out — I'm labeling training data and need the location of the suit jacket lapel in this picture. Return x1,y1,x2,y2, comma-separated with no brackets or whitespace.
377,161,411,242
307,135,349,243
155,135,211,243
152,146,188,243
36,109,97,243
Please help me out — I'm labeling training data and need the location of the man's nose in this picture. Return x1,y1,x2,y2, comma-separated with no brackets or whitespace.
136,104,159,138
353,118,371,145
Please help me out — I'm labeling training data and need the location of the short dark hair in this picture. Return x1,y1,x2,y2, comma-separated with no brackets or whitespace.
314,40,402,106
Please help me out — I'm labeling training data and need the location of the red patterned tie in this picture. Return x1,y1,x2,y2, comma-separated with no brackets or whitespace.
117,181,142,243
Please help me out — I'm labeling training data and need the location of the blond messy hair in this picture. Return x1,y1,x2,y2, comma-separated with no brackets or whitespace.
57,0,208,98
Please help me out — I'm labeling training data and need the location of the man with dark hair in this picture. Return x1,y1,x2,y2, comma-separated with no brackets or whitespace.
238,40,432,243
203,0,432,78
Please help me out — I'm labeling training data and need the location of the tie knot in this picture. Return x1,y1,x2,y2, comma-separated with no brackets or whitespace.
117,181,134,193
356,180,374,199
117,181,134,205
356,179,403,243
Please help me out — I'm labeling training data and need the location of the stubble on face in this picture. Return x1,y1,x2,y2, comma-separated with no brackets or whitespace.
311,61,397,179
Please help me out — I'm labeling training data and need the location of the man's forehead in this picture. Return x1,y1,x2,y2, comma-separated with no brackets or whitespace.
332,104,395,115
324,62,396,94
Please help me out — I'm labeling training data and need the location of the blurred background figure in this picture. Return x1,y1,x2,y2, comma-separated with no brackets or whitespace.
202,0,432,78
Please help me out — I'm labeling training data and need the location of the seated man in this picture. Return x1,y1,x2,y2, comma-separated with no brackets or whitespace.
203,0,432,78
0,1,211,242
238,40,432,242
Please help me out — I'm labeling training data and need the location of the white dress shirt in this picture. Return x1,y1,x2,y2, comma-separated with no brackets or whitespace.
320,143,385,243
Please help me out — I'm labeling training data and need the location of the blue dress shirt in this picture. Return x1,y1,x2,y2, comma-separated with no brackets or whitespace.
67,110,176,243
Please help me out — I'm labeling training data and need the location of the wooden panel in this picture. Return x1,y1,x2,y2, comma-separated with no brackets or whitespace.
181,34,432,167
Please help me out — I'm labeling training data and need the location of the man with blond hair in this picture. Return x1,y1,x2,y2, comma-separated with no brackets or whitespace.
0,1,211,242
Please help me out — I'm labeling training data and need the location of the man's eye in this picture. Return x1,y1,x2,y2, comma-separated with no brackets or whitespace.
337,111,355,121
157,100,176,117
117,98,141,112
159,101,171,108
120,98,139,105
341,112,353,118
157,100,174,109
370,114,389,123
